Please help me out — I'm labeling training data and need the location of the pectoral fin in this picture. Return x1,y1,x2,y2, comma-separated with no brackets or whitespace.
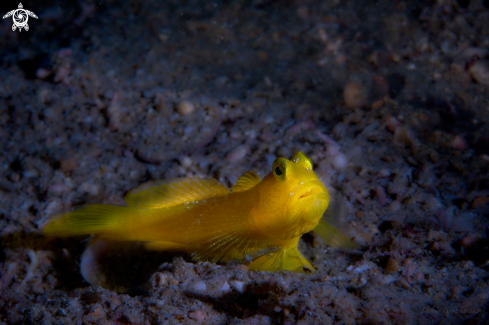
124,178,230,208
314,196,355,249
247,246,314,272
314,218,355,249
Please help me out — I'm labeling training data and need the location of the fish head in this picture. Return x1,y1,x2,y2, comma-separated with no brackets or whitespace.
254,151,330,240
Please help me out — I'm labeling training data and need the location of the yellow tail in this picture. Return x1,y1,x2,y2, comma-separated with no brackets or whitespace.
42,205,130,239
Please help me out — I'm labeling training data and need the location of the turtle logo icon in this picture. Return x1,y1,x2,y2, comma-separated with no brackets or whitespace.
2,3,38,32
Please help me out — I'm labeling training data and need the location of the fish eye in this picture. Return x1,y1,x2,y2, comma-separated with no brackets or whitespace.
274,167,283,176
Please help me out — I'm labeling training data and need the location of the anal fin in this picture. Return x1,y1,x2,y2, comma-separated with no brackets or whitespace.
145,241,185,251
247,246,314,272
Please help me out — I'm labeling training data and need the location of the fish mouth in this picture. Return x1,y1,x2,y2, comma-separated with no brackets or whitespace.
298,186,324,200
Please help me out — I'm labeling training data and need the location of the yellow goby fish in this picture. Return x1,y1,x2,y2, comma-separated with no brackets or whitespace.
43,151,351,272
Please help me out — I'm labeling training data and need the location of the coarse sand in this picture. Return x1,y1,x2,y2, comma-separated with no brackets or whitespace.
1,0,488,324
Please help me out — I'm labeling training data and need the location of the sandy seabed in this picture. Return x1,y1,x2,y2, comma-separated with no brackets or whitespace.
0,0,488,324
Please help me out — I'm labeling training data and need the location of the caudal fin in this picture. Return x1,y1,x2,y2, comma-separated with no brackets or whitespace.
42,204,129,238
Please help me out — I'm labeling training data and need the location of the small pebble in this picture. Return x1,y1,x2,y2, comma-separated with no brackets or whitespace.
393,126,417,147
129,170,141,180
460,234,479,248
377,168,391,178
375,185,387,206
401,258,413,267
395,278,411,290
188,310,205,322
424,197,444,212
177,100,195,115
451,285,463,298
470,196,489,209
429,241,455,255
468,61,489,86
36,68,52,79
79,182,101,196
155,299,166,308
180,156,193,168
451,135,466,151
370,99,384,109
123,150,134,158
44,199,61,214
370,273,383,285
226,145,249,163
389,200,401,212
332,123,347,137
229,280,247,293
331,152,348,170
190,281,206,293
48,183,69,194
349,262,372,274
155,272,168,287
385,116,401,133
343,82,367,109
220,281,231,292
107,92,121,131
60,157,78,173
326,143,340,156
23,169,38,178
9,172,20,182
391,53,402,63
385,258,400,274
54,61,71,83
267,276,277,287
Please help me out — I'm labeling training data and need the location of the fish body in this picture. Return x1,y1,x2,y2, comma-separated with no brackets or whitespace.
43,151,351,272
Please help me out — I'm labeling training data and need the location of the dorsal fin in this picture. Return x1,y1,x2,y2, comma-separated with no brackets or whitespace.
124,178,230,208
231,171,261,192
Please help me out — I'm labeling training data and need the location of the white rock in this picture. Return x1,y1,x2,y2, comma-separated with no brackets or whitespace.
191,280,207,293
226,145,249,163
331,153,348,170
79,182,100,195
229,280,248,293
220,281,231,292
